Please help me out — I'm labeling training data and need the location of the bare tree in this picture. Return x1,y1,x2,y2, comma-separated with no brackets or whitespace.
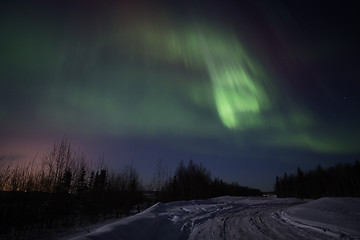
41,138,75,192
151,160,171,192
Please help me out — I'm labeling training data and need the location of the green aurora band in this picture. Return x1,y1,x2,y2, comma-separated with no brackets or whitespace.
1,9,359,155
125,23,271,130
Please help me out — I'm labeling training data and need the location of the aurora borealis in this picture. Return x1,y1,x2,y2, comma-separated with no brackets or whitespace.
1,1,359,190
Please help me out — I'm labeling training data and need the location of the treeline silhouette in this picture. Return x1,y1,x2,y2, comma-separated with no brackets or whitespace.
153,160,262,202
0,139,261,239
275,161,360,199
0,139,143,239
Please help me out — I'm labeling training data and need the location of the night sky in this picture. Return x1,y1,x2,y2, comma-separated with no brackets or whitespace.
1,0,359,191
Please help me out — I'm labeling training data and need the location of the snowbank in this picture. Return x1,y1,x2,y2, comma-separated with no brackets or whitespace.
285,197,360,238
65,197,360,240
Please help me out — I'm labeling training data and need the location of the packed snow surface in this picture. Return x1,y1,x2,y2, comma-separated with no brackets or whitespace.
67,197,360,240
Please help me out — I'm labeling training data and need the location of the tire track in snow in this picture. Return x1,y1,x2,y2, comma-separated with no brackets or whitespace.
189,200,345,240
66,197,360,240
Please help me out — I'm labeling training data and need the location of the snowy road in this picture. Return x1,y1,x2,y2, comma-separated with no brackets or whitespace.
68,197,360,240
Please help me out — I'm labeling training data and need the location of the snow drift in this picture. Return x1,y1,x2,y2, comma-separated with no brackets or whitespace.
65,197,360,240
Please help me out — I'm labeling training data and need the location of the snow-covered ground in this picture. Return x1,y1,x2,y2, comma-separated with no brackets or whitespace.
65,197,360,240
